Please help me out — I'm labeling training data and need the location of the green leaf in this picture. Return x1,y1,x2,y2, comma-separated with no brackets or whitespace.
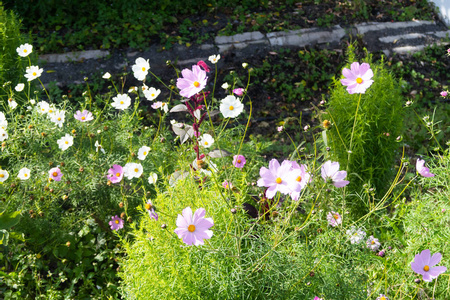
0,210,21,230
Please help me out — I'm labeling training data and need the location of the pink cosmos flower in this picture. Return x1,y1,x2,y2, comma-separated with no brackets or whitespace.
48,167,63,182
321,161,349,188
411,249,446,282
107,164,124,183
440,91,448,97
277,126,283,132
366,235,381,251
222,180,232,189
151,101,162,109
109,215,124,231
176,65,207,98
340,62,374,94
327,211,342,227
74,110,94,122
233,155,246,168
314,297,323,300
145,200,158,221
257,159,293,199
233,88,244,96
416,158,434,177
288,161,311,201
174,207,214,246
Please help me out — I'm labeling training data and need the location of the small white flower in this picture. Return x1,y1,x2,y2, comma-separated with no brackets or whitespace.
141,83,149,92
37,101,50,114
50,110,65,128
15,83,25,92
95,140,105,154
17,167,31,180
0,112,5,122
0,169,9,182
148,172,158,184
346,226,366,244
208,54,220,64
57,134,74,151
199,134,214,148
30,99,36,105
221,82,229,90
366,235,381,251
111,94,131,110
0,129,8,141
242,62,248,69
24,66,43,81
16,43,33,57
137,146,151,160
102,72,111,79
0,120,7,130
143,87,161,101
132,57,150,81
128,86,138,93
220,95,244,118
123,162,143,180
8,98,17,110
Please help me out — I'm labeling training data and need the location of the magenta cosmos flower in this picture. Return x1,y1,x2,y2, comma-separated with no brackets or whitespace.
233,155,246,168
145,200,158,221
74,110,94,122
109,215,124,231
416,158,434,177
411,249,446,282
321,161,349,188
327,211,342,227
107,164,124,183
257,159,293,199
48,167,63,182
174,207,214,246
176,65,207,98
233,88,244,96
340,62,374,94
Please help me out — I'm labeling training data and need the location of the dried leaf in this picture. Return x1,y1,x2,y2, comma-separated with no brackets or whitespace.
208,149,232,158
169,104,188,113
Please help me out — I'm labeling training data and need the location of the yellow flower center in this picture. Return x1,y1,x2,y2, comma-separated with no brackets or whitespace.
151,94,155,97
115,220,119,224
356,77,363,84
229,105,234,110
237,159,241,163
424,265,430,272
145,203,152,210
142,67,146,72
380,297,386,300
333,214,339,220
371,240,375,244
143,152,147,155
193,81,200,88
323,120,331,129
65,141,68,144
276,177,282,184
57,117,61,121
188,224,196,232
116,172,120,177
81,116,86,120
24,49,28,53
52,172,58,177
134,168,139,173
296,176,302,182
24,173,28,177
204,141,208,145
0,174,4,178
32,72,37,76
120,101,124,104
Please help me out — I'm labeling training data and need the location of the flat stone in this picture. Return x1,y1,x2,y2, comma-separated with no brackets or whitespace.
39,50,110,63
392,45,427,54
215,31,265,44
199,44,214,50
356,21,435,34
379,33,425,43
431,30,450,38
267,26,346,47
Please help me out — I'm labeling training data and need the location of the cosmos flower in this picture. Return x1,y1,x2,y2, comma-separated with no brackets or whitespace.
366,235,381,251
143,87,161,101
346,226,366,244
48,167,63,182
411,249,446,282
416,158,434,177
132,57,150,81
57,133,73,151
24,66,43,81
0,129,8,142
107,164,123,184
220,95,244,118
441,91,448,97
37,101,50,114
16,43,33,57
7,98,17,110
137,146,151,160
145,200,158,221
208,54,220,64
95,140,105,154
0,169,9,183
111,94,131,110
74,110,94,122
17,168,31,180
199,134,214,148
288,161,311,201
176,65,207,98
174,207,214,246
376,295,389,300
233,155,246,168
221,82,229,90
257,159,293,199
233,88,244,96
109,215,124,231
102,72,111,79
15,83,25,92
327,211,342,227
148,172,158,184
340,62,374,94
321,161,349,188
50,110,65,127
123,162,143,180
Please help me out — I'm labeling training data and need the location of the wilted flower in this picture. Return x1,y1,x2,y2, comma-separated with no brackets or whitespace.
57,134,73,151
208,54,220,64
132,57,150,81
25,66,43,81
0,169,9,183
107,164,123,184
411,249,446,282
220,95,244,118
340,62,374,94
94,140,105,154
102,72,111,79
123,162,143,180
416,158,434,177
346,226,366,244
242,62,248,69
199,134,214,148
221,82,229,90
233,88,245,96
321,161,349,188
143,87,161,101
48,167,63,181
174,207,214,246
233,155,246,168
17,167,31,180
15,83,25,92
257,159,293,199
16,43,33,57
137,146,151,160
176,65,207,98
327,211,342,227
111,94,131,110
74,110,94,122
109,215,124,231
145,200,158,220
148,172,158,184
366,235,381,251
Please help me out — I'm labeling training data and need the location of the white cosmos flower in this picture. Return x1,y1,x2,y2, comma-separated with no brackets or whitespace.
208,54,220,64
102,72,111,79
123,162,143,180
0,112,5,122
0,120,7,130
57,133,74,151
47,105,57,116
221,82,229,90
0,169,9,182
346,226,366,244
30,99,36,105
220,95,244,118
24,65,43,81
132,57,150,81
15,83,25,92
111,94,131,110
8,98,17,110
148,172,158,184
16,43,33,57
199,134,214,148
143,87,161,101
37,101,50,114
137,146,151,160
17,167,31,180
0,129,8,141
95,140,105,154
50,110,65,127
128,86,138,93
